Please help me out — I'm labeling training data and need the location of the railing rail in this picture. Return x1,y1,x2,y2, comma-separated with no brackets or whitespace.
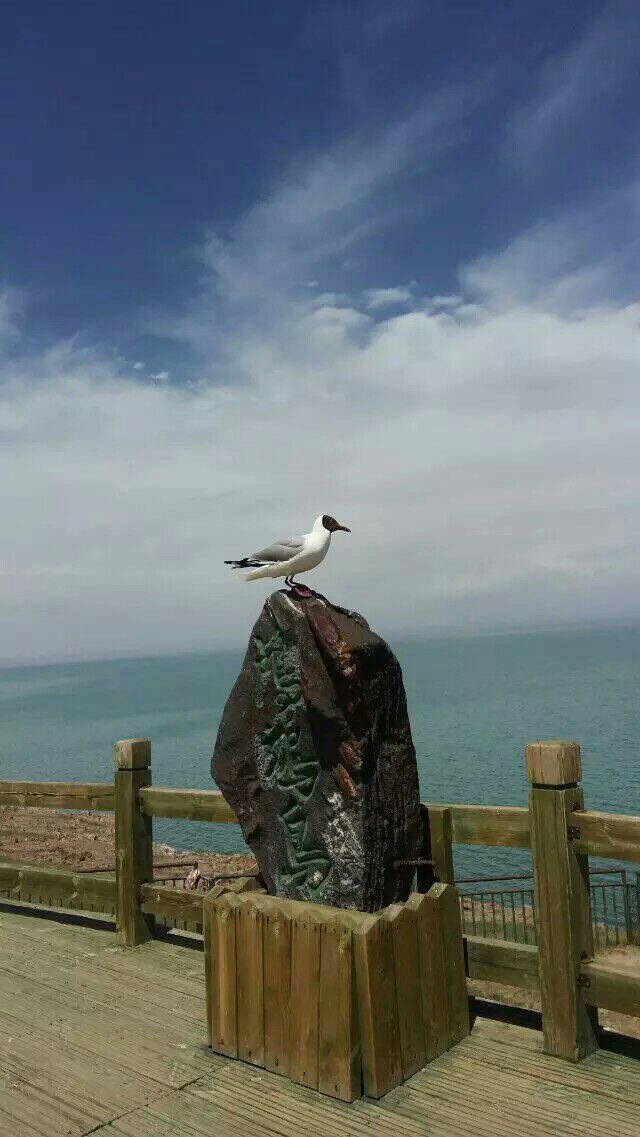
458,869,640,950
1,736,640,1061
2,776,639,863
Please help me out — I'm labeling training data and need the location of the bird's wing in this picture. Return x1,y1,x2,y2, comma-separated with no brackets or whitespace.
250,536,305,563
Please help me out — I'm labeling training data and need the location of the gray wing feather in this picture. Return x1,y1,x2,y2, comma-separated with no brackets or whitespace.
250,536,304,563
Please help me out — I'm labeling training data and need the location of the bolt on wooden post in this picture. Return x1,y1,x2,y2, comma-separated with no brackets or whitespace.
114,738,154,946
525,740,598,1061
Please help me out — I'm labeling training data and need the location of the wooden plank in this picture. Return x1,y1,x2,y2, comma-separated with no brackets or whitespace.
114,741,154,947
352,910,402,1098
318,914,360,1102
525,741,581,786
581,958,640,1018
289,906,322,1091
425,805,455,883
385,902,426,1079
0,862,116,907
446,804,530,848
140,883,204,921
574,810,640,862
208,892,240,1057
528,767,598,1060
139,786,237,823
0,780,114,810
398,1050,640,1137
465,935,540,990
235,893,265,1067
406,891,448,1062
203,875,262,1051
263,900,292,1077
439,883,471,1047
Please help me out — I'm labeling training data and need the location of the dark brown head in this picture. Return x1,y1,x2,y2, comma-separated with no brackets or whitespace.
322,514,351,533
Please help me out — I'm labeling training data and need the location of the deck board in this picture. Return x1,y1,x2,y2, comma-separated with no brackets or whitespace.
0,904,638,1137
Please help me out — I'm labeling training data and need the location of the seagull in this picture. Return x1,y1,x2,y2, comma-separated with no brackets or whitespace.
225,514,350,597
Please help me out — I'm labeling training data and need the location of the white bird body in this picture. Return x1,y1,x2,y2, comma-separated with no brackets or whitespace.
225,513,350,587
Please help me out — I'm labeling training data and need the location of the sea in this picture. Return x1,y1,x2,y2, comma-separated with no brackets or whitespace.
1,623,639,881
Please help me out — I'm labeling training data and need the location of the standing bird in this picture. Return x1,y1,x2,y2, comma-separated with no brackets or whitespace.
225,514,350,597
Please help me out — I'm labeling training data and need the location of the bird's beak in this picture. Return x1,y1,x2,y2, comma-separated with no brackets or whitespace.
336,524,351,533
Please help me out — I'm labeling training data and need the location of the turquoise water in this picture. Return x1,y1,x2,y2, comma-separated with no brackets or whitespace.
1,624,639,879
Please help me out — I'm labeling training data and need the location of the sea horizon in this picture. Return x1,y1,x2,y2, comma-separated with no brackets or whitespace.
2,609,640,673
1,618,638,882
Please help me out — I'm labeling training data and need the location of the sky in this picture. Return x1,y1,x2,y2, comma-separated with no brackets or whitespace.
2,0,640,664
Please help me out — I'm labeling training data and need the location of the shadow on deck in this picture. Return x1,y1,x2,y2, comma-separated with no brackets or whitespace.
1,904,639,1137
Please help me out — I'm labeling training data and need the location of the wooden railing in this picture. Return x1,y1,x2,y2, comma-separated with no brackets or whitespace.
1,737,640,1062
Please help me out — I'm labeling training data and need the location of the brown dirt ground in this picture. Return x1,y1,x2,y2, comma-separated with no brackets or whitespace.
0,804,256,879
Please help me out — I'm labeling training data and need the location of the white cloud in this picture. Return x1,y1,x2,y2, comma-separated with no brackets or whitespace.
2,92,640,664
365,286,414,310
132,361,144,370
429,295,463,309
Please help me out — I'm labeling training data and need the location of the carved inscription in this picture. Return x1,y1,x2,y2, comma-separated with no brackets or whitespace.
254,631,330,895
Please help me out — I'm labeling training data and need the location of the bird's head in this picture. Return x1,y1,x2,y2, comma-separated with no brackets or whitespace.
321,514,351,533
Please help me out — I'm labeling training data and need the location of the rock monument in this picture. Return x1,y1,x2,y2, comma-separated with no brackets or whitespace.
211,591,425,911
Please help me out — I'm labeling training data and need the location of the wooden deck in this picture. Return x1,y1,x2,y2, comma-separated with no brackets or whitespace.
1,907,639,1137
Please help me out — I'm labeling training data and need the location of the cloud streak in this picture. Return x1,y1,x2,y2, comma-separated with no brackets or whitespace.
504,3,640,168
3,74,640,664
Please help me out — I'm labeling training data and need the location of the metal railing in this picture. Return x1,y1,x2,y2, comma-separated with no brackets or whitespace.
458,868,640,951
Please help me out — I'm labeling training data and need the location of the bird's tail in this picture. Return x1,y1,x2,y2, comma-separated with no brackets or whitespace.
224,557,273,581
242,564,275,581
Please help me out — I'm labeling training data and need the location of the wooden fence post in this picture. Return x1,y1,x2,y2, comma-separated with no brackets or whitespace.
424,805,455,885
525,740,598,1060
114,738,154,946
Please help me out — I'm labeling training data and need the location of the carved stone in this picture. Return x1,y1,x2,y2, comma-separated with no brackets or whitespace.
211,591,425,911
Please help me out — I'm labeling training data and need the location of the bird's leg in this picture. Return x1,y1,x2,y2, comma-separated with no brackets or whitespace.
289,576,313,599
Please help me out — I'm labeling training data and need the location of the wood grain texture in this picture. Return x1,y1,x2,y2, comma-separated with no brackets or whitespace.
263,900,292,1077
0,861,116,910
437,803,531,848
289,906,322,1090
525,740,581,786
581,957,640,1018
140,883,204,920
203,877,261,1053
114,739,150,771
406,891,448,1062
465,935,540,990
235,893,265,1067
318,914,360,1102
573,809,640,861
4,903,640,1134
0,780,115,811
529,784,598,1060
114,743,154,947
425,805,455,883
439,883,471,1047
352,911,401,1098
385,903,426,1079
139,786,237,823
207,891,240,1057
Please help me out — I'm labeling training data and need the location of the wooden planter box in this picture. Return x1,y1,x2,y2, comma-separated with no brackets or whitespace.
203,882,469,1101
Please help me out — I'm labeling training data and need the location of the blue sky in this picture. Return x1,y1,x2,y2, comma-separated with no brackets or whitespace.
2,1,640,662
